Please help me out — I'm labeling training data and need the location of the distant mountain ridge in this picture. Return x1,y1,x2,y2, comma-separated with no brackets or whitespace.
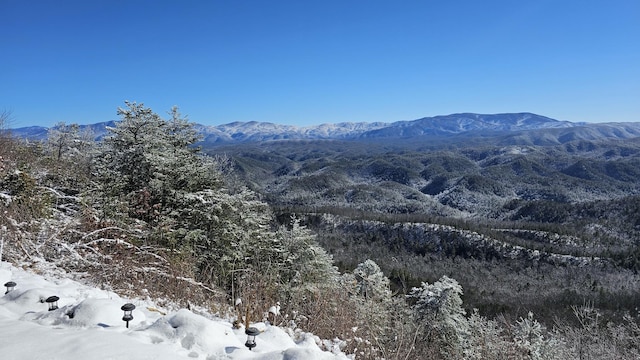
195,112,585,143
193,120,389,144
360,113,577,138
8,113,640,145
8,121,117,141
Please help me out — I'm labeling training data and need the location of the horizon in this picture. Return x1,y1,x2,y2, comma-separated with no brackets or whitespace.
2,1,639,128
7,111,588,130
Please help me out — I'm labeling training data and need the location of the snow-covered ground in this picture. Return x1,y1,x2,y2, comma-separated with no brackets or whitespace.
0,262,348,360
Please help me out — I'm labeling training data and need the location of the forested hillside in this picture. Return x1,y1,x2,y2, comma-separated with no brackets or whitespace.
3,107,640,359
207,122,640,358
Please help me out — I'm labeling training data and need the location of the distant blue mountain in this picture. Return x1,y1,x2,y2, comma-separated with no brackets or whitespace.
8,113,640,145
8,121,116,141
359,113,579,138
7,126,51,140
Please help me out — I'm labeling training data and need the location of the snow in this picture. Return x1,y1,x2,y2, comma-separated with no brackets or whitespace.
0,262,349,360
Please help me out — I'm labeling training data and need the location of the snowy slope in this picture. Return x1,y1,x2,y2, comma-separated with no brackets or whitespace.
195,113,576,143
0,262,348,360
195,121,389,143
11,112,593,144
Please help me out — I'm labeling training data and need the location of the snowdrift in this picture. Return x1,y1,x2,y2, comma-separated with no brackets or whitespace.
0,262,348,359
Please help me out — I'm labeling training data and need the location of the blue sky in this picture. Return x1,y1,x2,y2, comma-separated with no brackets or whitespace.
2,0,639,128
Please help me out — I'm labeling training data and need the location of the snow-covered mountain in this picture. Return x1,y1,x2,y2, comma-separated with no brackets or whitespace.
8,113,640,146
195,113,581,143
193,121,389,144
8,121,117,141
358,113,579,138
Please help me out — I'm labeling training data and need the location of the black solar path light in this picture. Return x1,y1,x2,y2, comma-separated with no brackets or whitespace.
121,303,135,328
244,327,260,351
4,281,16,294
46,296,59,311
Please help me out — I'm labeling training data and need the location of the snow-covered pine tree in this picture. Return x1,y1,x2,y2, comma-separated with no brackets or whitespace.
352,259,391,301
276,216,338,288
191,187,276,289
89,103,283,306
100,102,166,199
408,275,469,357
94,101,218,226
348,259,393,358
146,106,216,204
266,216,339,316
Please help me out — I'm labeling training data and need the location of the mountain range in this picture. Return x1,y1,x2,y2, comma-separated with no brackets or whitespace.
8,112,640,146
6,110,640,336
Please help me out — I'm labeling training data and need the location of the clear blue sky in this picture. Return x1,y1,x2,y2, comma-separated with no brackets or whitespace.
2,0,639,128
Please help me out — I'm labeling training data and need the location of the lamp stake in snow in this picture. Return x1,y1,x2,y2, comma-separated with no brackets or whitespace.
4,281,16,294
46,296,59,311
244,327,260,351
121,303,135,328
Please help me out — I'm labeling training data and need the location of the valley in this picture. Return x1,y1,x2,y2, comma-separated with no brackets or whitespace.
205,122,640,323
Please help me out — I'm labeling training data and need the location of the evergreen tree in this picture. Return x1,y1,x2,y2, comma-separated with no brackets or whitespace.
348,259,394,358
94,101,216,224
101,102,165,197
352,259,392,301
276,216,337,287
408,275,469,357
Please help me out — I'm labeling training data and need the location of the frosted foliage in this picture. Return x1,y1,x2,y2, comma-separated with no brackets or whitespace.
277,217,337,287
352,259,391,301
100,101,166,195
408,275,468,354
90,102,282,295
94,101,220,225
98,102,211,201
188,189,275,280
350,259,393,358
47,122,80,161
514,312,564,360
409,275,465,320
463,309,514,359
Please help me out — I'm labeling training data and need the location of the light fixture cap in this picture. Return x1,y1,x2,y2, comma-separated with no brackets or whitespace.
121,303,136,312
245,327,260,336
